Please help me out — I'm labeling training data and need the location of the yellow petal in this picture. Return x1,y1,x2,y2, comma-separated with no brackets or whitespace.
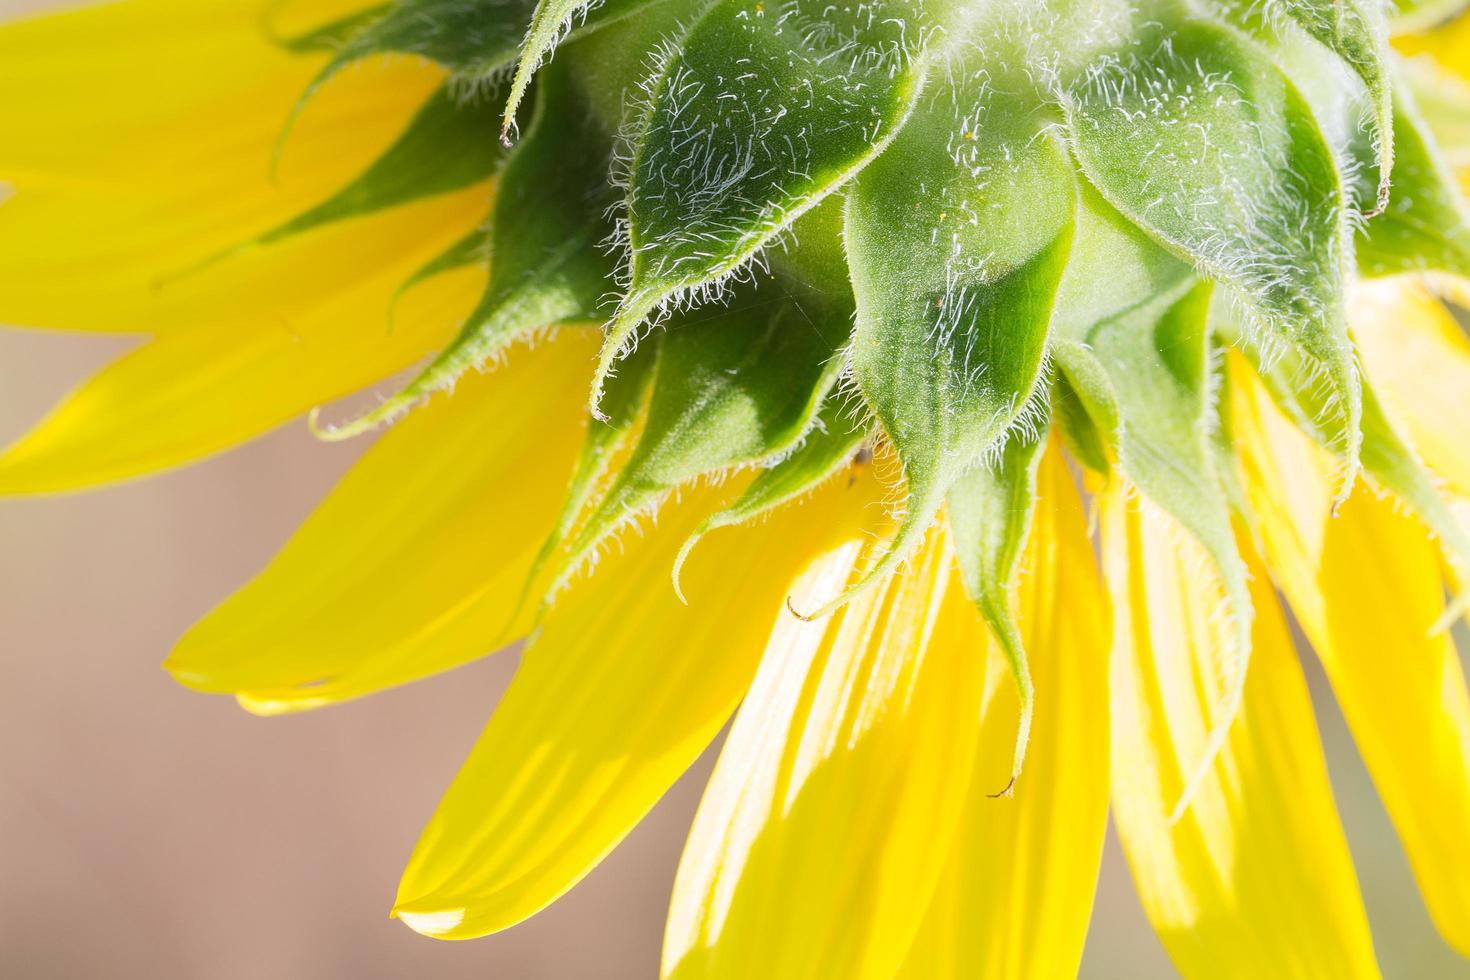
1395,10,1470,84
1351,279,1470,497
0,0,405,186
660,523,989,980
166,329,597,709
1233,358,1470,957
0,0,444,333
0,185,489,494
392,466,886,941
897,447,1110,980
265,0,388,39
1102,483,1380,979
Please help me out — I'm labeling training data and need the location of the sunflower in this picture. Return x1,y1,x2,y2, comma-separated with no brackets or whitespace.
4,0,1470,975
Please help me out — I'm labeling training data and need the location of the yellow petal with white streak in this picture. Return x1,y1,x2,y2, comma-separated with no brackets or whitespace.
1233,359,1470,956
660,522,988,980
1103,484,1380,979
0,186,488,494
897,447,1110,980
167,330,595,710
393,468,887,941
0,0,443,333
1351,279,1470,497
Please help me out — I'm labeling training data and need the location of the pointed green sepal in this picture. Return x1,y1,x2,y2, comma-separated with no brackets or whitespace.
263,3,389,53
947,407,1050,798
1283,0,1396,214
183,84,505,284
1352,87,1470,278
813,79,1076,619
589,0,934,411
671,398,869,601
499,0,673,141
271,85,504,243
547,270,853,596
1059,280,1255,819
1229,321,1470,620
1052,188,1254,818
1066,15,1362,499
505,334,661,636
313,0,533,89
316,65,616,439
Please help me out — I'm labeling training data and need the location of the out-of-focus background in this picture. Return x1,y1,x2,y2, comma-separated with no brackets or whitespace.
5,334,1470,980
3,0,1470,974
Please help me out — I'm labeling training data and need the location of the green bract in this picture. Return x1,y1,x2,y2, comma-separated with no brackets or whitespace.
262,0,1470,788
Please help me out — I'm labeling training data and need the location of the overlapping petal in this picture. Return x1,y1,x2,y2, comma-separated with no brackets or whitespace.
1395,9,1470,82
1351,279,1470,495
166,330,595,711
392,467,887,940
1233,359,1470,956
0,185,488,493
1103,484,1379,979
0,0,443,334
661,521,989,979
896,448,1110,980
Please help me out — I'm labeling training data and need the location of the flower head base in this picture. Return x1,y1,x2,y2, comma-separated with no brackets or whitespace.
3,0,1470,974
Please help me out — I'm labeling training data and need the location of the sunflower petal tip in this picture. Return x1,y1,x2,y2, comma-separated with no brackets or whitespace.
392,905,469,939
160,654,204,689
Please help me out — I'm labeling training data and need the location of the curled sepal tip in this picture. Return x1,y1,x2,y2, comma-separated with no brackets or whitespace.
947,413,1051,798
500,0,593,142
786,482,946,623
670,402,868,604
589,293,659,420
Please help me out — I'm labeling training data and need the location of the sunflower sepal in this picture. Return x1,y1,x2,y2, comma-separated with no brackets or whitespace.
587,0,935,412
315,62,616,439
543,272,851,602
807,76,1076,622
947,404,1050,797
1064,13,1362,498
670,398,869,603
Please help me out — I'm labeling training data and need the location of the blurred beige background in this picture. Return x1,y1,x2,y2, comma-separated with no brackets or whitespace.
3,0,1470,974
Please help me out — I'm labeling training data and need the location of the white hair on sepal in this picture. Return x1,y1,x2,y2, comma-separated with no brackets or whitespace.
972,356,1054,475
446,54,517,106
551,456,766,601
604,24,692,271
498,0,614,143
587,24,788,400
1203,331,1228,444
543,489,673,602
307,323,559,439
1251,318,1361,497
599,0,930,371
831,366,911,528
